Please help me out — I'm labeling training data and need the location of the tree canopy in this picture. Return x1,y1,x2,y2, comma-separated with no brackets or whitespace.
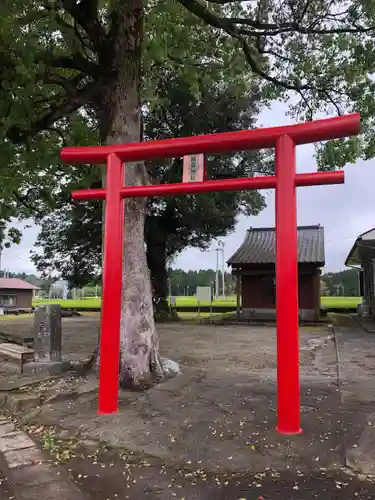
177,0,375,170
1,0,374,198
0,0,373,234
31,67,267,289
2,0,373,286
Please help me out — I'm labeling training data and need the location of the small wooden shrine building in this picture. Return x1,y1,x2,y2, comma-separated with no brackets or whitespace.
227,225,325,321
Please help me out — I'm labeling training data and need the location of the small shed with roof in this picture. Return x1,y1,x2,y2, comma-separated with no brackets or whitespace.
227,225,325,321
0,278,38,311
345,226,375,315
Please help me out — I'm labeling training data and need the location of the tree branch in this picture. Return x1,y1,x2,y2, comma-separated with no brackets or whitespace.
205,0,247,3
6,83,99,144
55,0,107,53
48,55,98,78
319,89,344,116
223,18,375,35
177,0,309,93
12,190,38,213
177,0,375,99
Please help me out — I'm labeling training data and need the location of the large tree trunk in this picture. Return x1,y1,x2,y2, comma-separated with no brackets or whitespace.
145,230,179,321
146,234,168,299
146,236,169,317
96,1,178,389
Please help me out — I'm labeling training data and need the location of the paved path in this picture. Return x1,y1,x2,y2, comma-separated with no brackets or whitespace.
0,416,86,500
0,470,14,500
335,328,375,476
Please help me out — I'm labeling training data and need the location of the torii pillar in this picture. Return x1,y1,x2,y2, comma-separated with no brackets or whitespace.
60,113,360,434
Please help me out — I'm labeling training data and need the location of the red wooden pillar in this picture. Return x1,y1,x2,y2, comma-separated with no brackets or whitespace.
275,135,301,434
98,153,125,414
61,113,357,420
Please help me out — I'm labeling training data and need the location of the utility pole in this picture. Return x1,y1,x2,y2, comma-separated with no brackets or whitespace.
216,241,224,299
0,222,5,278
215,246,220,299
221,242,225,299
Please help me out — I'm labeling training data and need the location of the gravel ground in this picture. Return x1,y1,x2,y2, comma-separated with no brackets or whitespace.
1,317,375,499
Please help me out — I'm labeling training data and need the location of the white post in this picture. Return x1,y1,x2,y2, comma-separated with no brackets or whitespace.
215,247,220,299
221,242,225,299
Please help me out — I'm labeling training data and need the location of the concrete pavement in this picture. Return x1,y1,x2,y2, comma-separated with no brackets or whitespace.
0,469,14,499
0,416,86,500
1,320,375,498
334,327,375,476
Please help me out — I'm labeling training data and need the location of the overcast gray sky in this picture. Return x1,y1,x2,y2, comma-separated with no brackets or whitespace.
3,102,374,275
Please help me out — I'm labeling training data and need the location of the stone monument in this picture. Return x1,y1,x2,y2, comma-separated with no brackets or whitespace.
34,304,62,361
24,304,68,374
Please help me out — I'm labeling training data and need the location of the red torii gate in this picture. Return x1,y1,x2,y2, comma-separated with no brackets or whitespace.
60,113,360,435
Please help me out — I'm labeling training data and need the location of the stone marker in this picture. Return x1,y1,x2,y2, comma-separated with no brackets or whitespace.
34,304,62,362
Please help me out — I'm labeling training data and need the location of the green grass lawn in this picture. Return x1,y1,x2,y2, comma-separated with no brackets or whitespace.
320,296,362,308
33,298,102,308
33,295,363,309
32,297,235,308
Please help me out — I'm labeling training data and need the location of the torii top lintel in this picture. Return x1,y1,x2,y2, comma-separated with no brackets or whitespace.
60,113,360,165
61,112,360,429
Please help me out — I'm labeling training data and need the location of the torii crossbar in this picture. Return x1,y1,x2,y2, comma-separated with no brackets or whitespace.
60,113,360,435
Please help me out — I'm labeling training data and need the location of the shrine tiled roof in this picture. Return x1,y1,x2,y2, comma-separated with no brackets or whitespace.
227,225,324,266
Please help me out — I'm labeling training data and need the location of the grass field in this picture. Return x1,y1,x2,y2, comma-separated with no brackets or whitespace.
32,296,363,309
320,296,362,308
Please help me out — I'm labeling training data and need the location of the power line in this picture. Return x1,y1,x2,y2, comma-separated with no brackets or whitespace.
326,234,362,243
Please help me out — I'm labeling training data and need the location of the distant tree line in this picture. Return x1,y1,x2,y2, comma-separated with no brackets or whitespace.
57,268,236,297
167,268,235,296
1,269,236,298
321,269,360,297
1,267,361,299
170,268,362,298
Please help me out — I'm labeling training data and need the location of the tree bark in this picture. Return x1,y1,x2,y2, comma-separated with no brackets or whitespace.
96,1,175,389
146,236,169,315
145,232,179,320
